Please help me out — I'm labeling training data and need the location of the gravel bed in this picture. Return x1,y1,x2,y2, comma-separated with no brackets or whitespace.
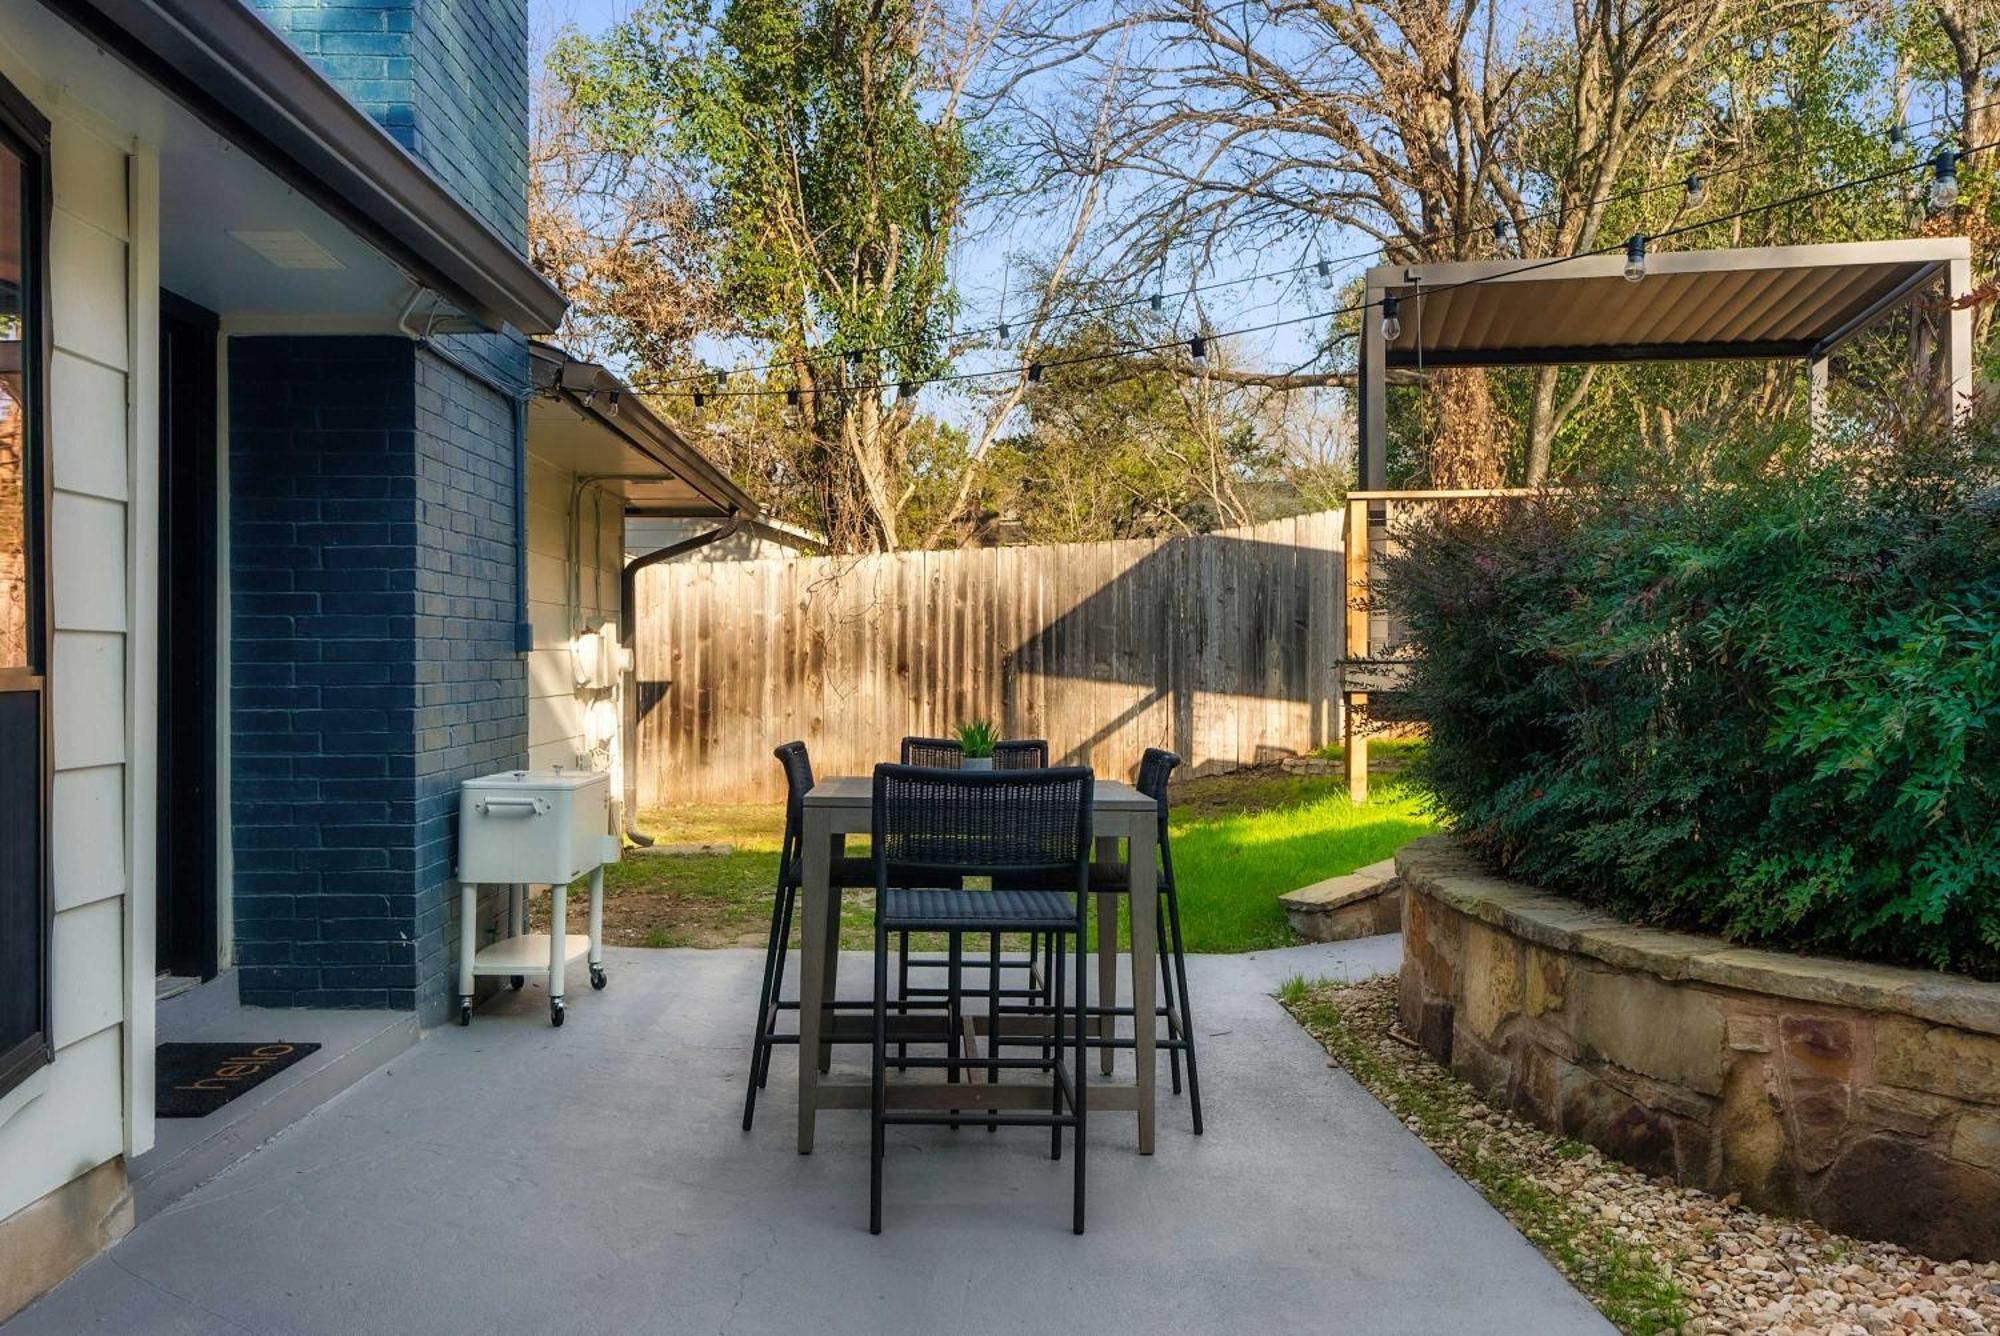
1285,975,2000,1335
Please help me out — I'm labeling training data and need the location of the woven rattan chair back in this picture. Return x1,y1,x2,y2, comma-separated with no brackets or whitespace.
898,736,962,767
871,764,1093,890
993,739,1050,769
773,741,815,874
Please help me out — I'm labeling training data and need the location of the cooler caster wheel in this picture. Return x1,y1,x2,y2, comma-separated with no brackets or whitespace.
590,964,607,990
509,975,525,990
550,998,566,1027
458,998,472,1027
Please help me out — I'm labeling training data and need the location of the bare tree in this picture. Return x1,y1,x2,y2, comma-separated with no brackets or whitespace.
1001,0,1822,482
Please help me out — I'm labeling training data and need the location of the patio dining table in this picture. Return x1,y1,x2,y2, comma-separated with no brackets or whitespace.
793,775,1165,1154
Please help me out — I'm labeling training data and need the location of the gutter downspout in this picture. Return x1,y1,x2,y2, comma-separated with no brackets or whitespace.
511,395,531,652
619,513,746,844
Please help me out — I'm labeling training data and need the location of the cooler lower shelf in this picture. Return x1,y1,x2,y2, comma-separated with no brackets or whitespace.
470,933,592,977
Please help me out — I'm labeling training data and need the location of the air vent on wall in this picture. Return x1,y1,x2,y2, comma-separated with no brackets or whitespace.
227,229,346,271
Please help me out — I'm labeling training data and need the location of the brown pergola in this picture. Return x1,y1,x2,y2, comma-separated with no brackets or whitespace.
1343,237,1976,800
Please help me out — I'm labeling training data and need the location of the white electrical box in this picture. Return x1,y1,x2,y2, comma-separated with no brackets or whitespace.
458,768,616,885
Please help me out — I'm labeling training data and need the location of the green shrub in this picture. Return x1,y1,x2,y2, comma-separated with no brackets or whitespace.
1379,423,1999,977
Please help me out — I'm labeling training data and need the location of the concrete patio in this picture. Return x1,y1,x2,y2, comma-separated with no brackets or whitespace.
5,939,1610,1335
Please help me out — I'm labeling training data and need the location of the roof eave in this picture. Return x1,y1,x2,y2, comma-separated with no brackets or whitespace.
41,0,568,335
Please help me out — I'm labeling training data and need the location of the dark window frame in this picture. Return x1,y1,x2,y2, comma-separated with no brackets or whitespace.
0,69,52,1102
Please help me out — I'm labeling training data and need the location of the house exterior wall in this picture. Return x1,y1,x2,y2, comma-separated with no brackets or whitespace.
0,47,157,1310
525,446,622,773
227,339,528,1023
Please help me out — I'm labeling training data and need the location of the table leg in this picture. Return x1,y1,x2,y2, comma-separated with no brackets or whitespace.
1095,836,1118,1076
1128,821,1159,1154
797,812,834,1153
818,835,845,1074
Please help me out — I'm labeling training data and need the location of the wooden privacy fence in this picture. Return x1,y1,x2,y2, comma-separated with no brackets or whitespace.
633,512,1346,805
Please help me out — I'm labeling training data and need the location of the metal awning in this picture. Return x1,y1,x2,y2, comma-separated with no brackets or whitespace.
526,343,758,519
1358,238,1974,487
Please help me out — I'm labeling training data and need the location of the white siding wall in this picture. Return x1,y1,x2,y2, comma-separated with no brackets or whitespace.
0,94,153,1220
525,447,622,773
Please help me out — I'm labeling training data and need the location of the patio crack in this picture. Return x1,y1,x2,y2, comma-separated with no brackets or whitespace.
717,1220,781,1334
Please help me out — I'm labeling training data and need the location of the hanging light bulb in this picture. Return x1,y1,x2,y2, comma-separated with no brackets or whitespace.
1380,294,1403,342
1685,173,1705,206
1149,291,1163,313
785,385,800,408
1888,122,1906,150
1623,234,1648,283
692,387,705,409
996,319,1010,343
1188,333,1207,366
1316,257,1335,288
1930,150,1960,211
1026,361,1043,384
899,380,914,400
846,349,864,370
1491,217,1508,245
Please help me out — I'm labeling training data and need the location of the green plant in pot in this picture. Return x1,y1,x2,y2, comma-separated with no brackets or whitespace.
955,719,998,771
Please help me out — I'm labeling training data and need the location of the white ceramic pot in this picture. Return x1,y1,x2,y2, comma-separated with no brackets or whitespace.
962,755,995,772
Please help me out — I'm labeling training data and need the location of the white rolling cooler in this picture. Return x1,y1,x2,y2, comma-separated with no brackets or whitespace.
456,768,620,1027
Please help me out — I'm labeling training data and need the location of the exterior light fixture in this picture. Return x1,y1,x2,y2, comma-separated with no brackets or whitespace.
785,385,800,408
846,349,864,369
1026,361,1043,383
692,387,705,408
1188,333,1207,365
1149,292,1163,312
1685,174,1705,206
1930,150,1960,212
1889,123,1906,149
1316,257,1334,288
1492,218,1508,244
1380,294,1402,342
899,380,914,399
1623,234,1648,283
996,319,1010,342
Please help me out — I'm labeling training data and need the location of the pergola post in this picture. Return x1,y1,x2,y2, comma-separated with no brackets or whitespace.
1807,356,1829,438
1359,282,1386,491
1944,254,1974,422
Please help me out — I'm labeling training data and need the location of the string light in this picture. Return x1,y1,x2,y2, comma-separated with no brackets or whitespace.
635,139,1999,405
996,319,1011,342
1623,234,1648,283
1491,218,1508,244
638,95,2000,393
1026,362,1042,384
785,385,800,407
1316,257,1335,288
1930,150,1959,211
1380,294,1403,342
1684,174,1705,206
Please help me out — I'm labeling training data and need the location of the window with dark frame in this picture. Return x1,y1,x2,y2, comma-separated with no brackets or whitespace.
0,72,50,1102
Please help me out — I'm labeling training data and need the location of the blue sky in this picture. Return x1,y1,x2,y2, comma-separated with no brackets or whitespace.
527,0,1352,426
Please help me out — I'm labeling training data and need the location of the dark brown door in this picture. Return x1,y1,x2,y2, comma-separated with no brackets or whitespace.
157,291,219,980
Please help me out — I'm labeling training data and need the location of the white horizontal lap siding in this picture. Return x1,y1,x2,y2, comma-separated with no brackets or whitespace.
524,449,621,773
0,109,150,1218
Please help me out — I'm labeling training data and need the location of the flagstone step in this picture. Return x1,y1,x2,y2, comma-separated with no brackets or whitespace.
1279,859,1401,942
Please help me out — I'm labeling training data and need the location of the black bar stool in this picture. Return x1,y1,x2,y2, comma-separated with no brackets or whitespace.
742,741,876,1131
868,764,1094,1234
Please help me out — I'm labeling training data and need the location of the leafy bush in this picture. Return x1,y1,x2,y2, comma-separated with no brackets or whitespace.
1379,423,2000,977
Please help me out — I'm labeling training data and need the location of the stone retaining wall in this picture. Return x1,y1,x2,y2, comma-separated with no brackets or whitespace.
1396,835,2000,1260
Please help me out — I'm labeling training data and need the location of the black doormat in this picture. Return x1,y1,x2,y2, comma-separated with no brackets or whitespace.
155,1042,322,1118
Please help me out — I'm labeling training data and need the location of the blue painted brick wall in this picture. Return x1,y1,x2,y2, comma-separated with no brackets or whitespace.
251,0,527,248
411,348,528,1021
229,337,426,1010
231,338,529,1020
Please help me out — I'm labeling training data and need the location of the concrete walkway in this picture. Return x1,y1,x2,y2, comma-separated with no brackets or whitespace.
7,940,1610,1335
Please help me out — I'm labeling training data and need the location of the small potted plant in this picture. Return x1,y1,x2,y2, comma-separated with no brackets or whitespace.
955,719,998,770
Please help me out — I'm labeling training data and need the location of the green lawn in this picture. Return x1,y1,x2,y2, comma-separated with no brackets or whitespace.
581,752,1436,954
